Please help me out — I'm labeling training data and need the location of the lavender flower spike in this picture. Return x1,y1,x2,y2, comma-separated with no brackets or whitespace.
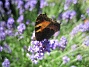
2,58,10,67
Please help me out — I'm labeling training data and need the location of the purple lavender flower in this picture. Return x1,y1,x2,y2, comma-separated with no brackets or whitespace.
24,1,30,10
62,56,70,64
3,43,11,53
5,0,10,10
86,8,89,16
83,36,89,46
14,31,20,36
6,17,15,29
19,8,24,15
70,23,83,37
70,11,76,19
0,2,5,14
83,40,89,46
82,21,89,32
50,39,59,50
62,11,70,22
64,0,77,10
26,53,38,64
71,44,77,51
0,1,3,6
28,39,56,64
28,35,67,64
28,41,45,64
0,26,4,32
62,10,76,21
78,23,84,31
81,14,86,20
7,17,14,25
70,21,89,38
76,54,82,61
40,0,48,8
5,29,14,36
2,58,10,67
64,0,72,10
17,23,26,33
17,15,24,23
11,0,18,5
77,20,89,32
0,21,6,27
30,55,38,64
72,0,77,4
17,0,24,9
23,45,27,51
0,32,6,41
7,10,11,15
26,20,30,25
14,0,25,15
29,0,37,11
0,46,3,52
57,12,62,20
25,0,37,11
6,24,13,29
0,0,12,16
53,31,60,39
58,36,67,50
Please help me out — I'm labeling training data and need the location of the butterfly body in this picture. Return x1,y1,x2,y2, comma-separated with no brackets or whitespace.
35,14,60,41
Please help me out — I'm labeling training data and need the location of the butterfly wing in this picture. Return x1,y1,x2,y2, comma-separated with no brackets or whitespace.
35,14,60,41
35,14,51,25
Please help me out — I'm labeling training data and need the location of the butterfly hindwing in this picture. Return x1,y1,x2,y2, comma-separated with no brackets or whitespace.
35,28,55,41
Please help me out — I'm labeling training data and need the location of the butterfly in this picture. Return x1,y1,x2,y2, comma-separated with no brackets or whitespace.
35,14,60,41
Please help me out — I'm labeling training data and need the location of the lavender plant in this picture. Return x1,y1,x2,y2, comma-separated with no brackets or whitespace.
0,0,89,67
